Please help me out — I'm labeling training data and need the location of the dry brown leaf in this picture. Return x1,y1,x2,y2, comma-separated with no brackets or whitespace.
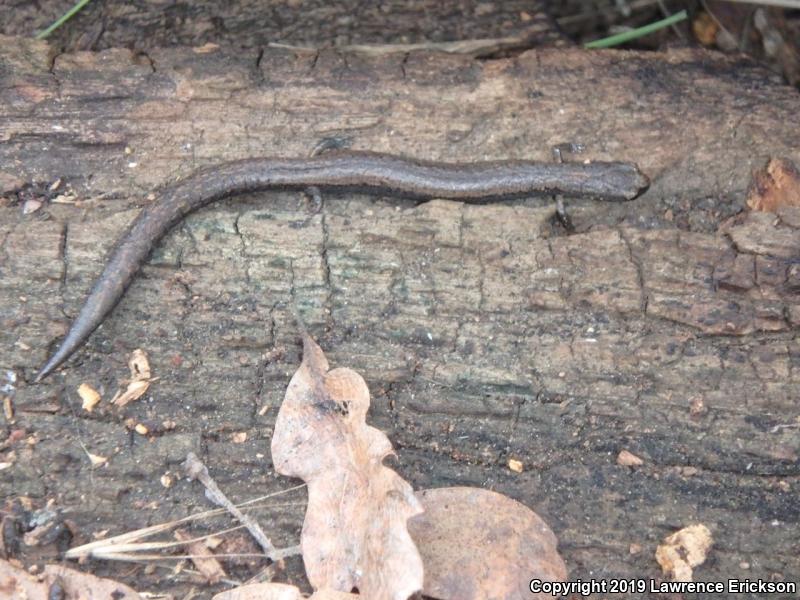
112,349,156,407
747,157,800,213
174,528,227,584
655,523,713,582
0,558,142,599
213,583,304,600
616,449,644,467
409,487,567,600
213,583,358,600
271,334,424,600
78,383,101,412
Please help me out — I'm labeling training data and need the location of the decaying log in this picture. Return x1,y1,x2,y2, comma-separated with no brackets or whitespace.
1,35,798,595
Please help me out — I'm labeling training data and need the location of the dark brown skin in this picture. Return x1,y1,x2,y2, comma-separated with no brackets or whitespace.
35,151,648,381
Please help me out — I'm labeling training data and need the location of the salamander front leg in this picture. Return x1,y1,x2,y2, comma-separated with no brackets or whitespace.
551,142,585,232
303,136,353,213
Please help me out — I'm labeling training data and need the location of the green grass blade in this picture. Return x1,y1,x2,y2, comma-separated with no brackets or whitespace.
35,0,94,40
584,9,688,49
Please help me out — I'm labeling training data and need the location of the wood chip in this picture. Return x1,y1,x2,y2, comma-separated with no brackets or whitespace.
78,383,102,412
747,157,800,212
655,524,713,582
2,396,13,421
87,452,108,467
616,449,644,467
112,349,156,407
213,583,357,600
22,198,43,214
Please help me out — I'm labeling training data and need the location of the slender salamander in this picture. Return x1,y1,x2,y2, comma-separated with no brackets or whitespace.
35,151,648,381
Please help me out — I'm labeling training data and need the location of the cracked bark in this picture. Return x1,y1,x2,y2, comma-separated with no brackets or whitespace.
0,37,799,597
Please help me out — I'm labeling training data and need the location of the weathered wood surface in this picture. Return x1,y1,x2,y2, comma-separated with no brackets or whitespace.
1,0,562,52
1,36,799,596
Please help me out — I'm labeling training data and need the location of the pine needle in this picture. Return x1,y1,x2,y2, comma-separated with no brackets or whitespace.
35,0,94,40
65,485,306,560
585,9,688,49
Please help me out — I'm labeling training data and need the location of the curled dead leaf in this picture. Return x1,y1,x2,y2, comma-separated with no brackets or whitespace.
0,558,141,599
655,523,713,582
409,487,567,600
271,335,423,600
213,583,357,600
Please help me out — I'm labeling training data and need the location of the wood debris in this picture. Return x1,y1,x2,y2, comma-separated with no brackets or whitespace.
507,458,524,473
655,524,713,582
747,157,800,213
77,383,101,412
87,452,108,467
174,528,227,584
112,349,157,407
616,449,644,467
2,396,13,422
0,558,142,599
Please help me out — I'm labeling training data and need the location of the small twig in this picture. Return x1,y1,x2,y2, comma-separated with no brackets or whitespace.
65,487,305,560
183,452,281,561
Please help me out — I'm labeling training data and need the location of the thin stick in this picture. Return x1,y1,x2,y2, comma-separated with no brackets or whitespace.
65,485,305,560
183,452,279,560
